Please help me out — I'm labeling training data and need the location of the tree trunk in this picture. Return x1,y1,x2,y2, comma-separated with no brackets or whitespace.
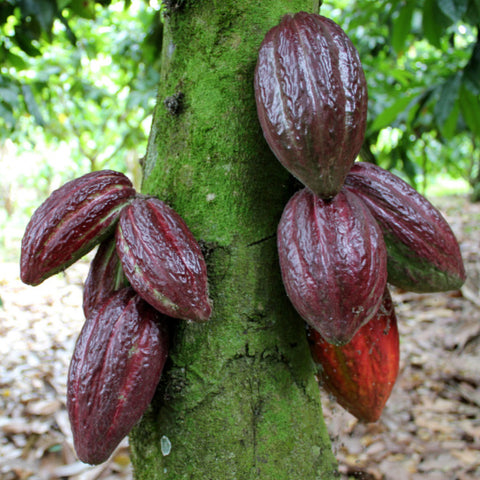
129,1,338,478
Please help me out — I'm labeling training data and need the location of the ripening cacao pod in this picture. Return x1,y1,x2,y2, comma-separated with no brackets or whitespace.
344,162,466,292
68,287,169,465
82,235,129,318
254,12,368,199
115,196,212,322
308,288,400,422
20,170,136,286
277,188,387,345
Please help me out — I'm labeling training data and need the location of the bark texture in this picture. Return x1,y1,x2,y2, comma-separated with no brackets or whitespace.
130,1,338,478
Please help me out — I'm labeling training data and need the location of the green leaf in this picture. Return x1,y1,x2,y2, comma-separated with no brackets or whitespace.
6,51,28,70
467,0,480,22
434,73,462,138
441,99,460,138
69,0,96,19
18,0,57,34
58,0,72,9
464,38,480,94
401,154,418,189
21,84,45,126
0,85,20,107
14,26,42,56
459,84,480,136
370,94,416,132
0,102,15,128
391,2,415,55
409,89,434,126
437,0,468,21
423,0,452,48
0,3,15,24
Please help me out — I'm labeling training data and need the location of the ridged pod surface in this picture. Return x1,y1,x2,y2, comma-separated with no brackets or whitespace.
20,170,136,286
82,235,129,318
254,12,368,199
345,162,466,292
116,196,212,322
67,287,169,465
308,288,400,423
277,188,387,345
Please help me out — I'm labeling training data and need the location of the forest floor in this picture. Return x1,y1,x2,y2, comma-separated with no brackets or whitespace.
0,194,479,480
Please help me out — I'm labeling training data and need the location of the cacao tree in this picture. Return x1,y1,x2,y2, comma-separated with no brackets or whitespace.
127,1,340,478
13,1,470,477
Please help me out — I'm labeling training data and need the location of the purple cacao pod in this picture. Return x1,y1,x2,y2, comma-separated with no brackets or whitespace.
115,196,212,322
254,12,368,199
68,287,169,465
82,235,129,318
345,162,466,292
277,187,387,345
20,170,136,286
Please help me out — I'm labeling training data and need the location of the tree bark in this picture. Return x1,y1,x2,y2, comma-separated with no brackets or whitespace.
130,1,338,478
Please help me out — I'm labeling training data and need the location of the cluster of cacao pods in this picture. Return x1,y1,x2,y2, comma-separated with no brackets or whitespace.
255,12,465,422
20,170,212,464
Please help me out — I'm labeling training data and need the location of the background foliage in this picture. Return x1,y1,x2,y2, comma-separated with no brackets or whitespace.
0,0,479,260
321,0,480,195
0,0,162,259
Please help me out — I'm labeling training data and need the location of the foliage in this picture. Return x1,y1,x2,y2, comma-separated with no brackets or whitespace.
1,0,479,192
0,0,162,260
322,0,480,194
0,0,161,170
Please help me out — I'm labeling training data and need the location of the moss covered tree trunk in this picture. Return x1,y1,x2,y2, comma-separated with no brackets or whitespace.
130,1,338,478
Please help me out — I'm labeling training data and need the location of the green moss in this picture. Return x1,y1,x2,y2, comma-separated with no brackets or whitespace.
142,1,297,245
131,1,339,478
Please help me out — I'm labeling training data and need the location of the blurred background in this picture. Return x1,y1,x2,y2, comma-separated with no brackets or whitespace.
0,0,479,479
1,0,479,261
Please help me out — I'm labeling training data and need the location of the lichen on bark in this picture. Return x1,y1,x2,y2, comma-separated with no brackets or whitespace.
130,1,339,478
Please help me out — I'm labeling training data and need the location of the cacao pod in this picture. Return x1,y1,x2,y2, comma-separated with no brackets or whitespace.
254,12,368,199
115,196,212,322
20,170,136,286
345,162,466,292
308,288,400,423
68,287,169,465
82,235,129,318
277,187,387,345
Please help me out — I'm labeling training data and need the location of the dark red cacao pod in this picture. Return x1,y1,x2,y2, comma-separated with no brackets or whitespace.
82,235,129,318
308,288,400,423
277,188,387,345
68,287,169,465
254,12,368,199
116,196,212,322
344,162,466,292
20,170,136,286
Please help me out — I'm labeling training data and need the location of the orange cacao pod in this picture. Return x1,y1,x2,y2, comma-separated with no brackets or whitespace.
308,288,400,422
